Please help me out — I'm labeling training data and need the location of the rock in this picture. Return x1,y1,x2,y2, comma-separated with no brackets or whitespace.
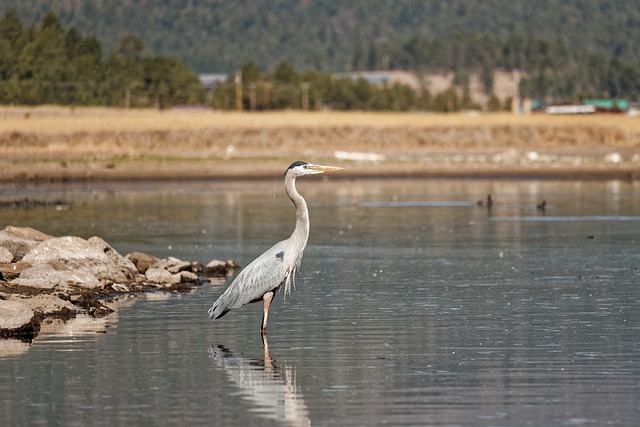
206,259,227,269
9,264,101,292
0,299,40,339
13,265,63,290
0,247,13,263
145,267,180,285
110,283,130,293
204,259,240,277
126,251,158,274
88,236,138,280
190,261,204,273
22,236,137,283
178,271,199,283
154,256,192,274
57,270,102,289
0,226,53,262
72,295,113,318
16,294,77,318
0,262,31,281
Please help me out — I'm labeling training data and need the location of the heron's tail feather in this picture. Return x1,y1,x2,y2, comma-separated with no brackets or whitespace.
208,301,230,320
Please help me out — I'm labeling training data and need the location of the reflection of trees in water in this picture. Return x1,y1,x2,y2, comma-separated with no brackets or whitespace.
209,337,310,427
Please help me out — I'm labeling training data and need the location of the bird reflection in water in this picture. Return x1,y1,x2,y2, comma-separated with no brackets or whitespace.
209,335,310,427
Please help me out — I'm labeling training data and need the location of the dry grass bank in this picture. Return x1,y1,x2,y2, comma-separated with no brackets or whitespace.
0,106,639,181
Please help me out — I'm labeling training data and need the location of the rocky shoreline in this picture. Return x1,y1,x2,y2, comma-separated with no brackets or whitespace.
0,226,238,342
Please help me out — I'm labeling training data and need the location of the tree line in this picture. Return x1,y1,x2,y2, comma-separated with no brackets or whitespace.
210,62,492,112
0,10,201,108
1,10,639,111
0,10,501,112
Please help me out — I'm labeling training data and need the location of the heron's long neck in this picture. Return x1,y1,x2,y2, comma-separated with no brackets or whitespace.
285,174,309,247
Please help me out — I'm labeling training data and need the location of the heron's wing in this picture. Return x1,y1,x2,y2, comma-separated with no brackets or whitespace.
209,241,292,319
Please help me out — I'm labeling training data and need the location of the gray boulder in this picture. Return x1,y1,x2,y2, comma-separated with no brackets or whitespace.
0,226,53,262
88,236,138,280
22,236,137,283
0,247,13,263
145,267,181,285
13,265,63,290
154,256,192,274
0,299,40,339
16,294,77,318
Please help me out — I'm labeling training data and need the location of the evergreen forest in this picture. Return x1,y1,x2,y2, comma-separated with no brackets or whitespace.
2,1,640,110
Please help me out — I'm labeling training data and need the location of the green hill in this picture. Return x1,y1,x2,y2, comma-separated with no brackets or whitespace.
2,0,640,74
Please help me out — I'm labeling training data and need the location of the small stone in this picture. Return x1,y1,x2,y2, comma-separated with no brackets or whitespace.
155,257,192,273
178,271,199,283
145,267,174,284
126,251,158,274
111,283,130,293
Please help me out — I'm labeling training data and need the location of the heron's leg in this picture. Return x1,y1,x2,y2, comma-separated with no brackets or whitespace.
261,291,275,335
261,333,274,370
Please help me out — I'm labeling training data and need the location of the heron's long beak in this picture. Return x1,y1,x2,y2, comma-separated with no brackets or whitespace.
309,164,345,173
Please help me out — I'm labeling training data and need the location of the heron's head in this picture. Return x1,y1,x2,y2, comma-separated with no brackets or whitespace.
274,161,344,196
285,161,344,177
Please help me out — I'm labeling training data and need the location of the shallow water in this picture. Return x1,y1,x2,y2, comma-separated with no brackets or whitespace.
1,178,639,426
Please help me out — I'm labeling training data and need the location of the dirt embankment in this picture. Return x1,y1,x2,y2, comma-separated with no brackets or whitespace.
1,107,639,181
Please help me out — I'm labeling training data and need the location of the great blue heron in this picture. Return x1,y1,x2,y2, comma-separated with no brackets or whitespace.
208,161,343,335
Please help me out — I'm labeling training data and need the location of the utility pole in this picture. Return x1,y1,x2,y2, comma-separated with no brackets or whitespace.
301,82,310,111
262,82,272,110
235,71,243,112
249,83,257,111
512,69,521,115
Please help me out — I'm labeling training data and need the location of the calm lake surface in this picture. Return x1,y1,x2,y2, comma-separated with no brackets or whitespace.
1,177,639,426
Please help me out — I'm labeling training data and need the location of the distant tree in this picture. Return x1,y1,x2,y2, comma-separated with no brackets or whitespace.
271,61,300,84
486,93,501,112
432,87,460,112
118,33,144,58
5,10,205,107
13,12,68,104
0,10,23,100
240,61,262,84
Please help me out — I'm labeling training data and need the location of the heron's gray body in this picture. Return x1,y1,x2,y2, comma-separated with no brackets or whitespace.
208,224,307,320
208,161,341,334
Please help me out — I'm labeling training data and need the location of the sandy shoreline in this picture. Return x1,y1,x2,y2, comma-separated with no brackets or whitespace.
1,107,639,182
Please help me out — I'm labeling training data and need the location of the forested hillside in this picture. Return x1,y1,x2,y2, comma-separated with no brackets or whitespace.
2,0,640,74
2,1,640,106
